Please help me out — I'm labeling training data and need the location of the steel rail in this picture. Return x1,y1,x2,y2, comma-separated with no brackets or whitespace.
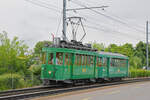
0,78,150,100
0,85,60,97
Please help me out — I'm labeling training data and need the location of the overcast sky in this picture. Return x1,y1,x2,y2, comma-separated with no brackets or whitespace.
0,0,150,48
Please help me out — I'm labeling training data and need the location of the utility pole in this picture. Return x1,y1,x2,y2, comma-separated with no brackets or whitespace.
63,0,67,41
62,0,108,41
146,21,149,69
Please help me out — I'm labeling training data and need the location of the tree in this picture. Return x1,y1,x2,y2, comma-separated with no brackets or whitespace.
33,41,52,64
105,43,134,57
34,41,52,54
92,42,105,51
134,41,146,67
105,44,118,52
120,43,134,57
0,31,31,75
129,56,142,69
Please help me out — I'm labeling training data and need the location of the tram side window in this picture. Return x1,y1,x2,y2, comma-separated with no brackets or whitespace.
90,56,94,66
42,53,46,64
77,55,82,66
85,55,88,66
121,59,127,67
75,54,81,66
56,52,63,65
116,59,119,67
82,55,87,66
110,58,115,67
111,58,126,67
114,59,119,67
81,55,84,66
65,53,71,66
103,58,107,67
48,53,54,64
87,56,90,66
75,54,78,66
97,57,102,67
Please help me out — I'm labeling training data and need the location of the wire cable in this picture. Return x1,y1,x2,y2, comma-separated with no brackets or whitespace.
56,12,63,37
104,10,145,29
84,24,145,41
25,0,61,13
71,0,145,34
74,10,145,39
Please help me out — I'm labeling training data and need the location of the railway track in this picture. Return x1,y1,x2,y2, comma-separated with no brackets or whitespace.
0,85,61,99
0,78,150,100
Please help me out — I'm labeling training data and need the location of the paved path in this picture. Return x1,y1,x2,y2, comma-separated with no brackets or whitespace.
32,81,150,100
53,82,150,100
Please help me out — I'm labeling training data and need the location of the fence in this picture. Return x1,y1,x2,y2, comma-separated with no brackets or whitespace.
0,74,42,91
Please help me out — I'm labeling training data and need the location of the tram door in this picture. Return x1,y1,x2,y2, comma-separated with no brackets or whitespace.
98,57,108,78
102,57,109,77
63,53,73,79
72,54,81,78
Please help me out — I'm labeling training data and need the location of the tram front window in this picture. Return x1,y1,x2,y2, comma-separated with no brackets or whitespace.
48,53,53,64
56,53,63,65
42,53,46,64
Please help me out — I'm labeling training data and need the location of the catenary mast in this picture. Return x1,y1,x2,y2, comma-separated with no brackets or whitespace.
63,0,67,41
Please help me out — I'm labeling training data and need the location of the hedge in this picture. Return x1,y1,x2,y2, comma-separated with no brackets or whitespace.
130,69,150,78
0,73,25,91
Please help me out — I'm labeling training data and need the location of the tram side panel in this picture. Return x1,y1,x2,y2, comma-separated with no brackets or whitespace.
108,57,129,78
72,54,95,80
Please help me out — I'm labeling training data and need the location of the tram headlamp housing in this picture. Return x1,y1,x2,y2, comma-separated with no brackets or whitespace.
48,71,52,74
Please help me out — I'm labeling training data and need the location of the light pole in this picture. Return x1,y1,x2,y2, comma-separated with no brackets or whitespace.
146,21,149,69
63,0,67,41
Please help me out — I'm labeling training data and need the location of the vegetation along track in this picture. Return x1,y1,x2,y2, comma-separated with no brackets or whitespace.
0,78,150,100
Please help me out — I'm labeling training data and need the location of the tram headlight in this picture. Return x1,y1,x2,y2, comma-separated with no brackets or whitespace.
48,71,52,74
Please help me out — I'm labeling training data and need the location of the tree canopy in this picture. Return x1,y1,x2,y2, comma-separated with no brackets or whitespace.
92,41,149,69
92,42,105,51
34,41,52,54
0,31,31,75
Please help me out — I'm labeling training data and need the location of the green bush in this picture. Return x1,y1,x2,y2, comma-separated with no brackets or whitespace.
0,73,25,91
24,75,41,87
29,64,41,76
24,64,42,87
130,69,150,78
0,73,42,91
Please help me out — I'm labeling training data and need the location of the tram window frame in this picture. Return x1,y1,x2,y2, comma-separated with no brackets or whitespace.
82,55,85,66
42,53,46,64
87,56,90,66
97,57,102,67
81,55,84,66
111,58,127,67
48,53,54,65
120,59,126,67
56,52,63,65
75,54,78,66
77,54,79,66
112,58,118,67
111,58,116,67
82,55,87,66
78,54,82,66
90,56,94,67
103,58,107,67
96,57,98,67
65,53,69,66
85,55,88,66
65,53,72,66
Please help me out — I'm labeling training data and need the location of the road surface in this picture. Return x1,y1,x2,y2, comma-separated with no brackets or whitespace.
32,81,150,100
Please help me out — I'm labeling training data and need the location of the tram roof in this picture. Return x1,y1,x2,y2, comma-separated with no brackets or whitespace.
99,51,127,58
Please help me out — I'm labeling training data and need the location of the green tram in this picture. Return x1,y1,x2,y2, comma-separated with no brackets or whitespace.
41,47,129,85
